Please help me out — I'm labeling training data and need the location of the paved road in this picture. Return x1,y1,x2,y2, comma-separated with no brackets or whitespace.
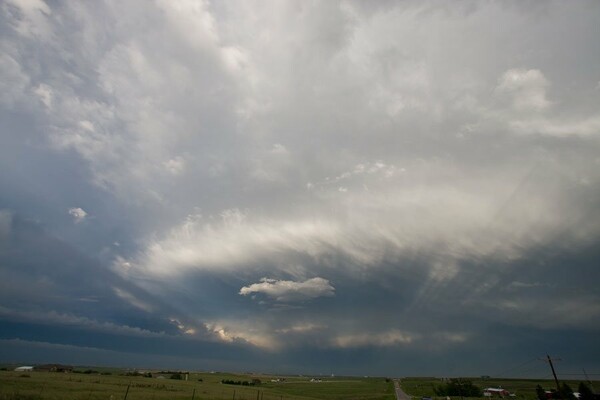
393,379,411,400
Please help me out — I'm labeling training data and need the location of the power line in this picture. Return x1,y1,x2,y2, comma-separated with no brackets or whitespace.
513,363,550,378
494,358,539,378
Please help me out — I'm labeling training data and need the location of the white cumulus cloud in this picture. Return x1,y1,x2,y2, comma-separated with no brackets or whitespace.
239,277,335,302
68,207,87,223
496,68,551,112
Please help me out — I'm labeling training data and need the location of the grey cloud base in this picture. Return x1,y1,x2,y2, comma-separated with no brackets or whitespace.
1,0,600,376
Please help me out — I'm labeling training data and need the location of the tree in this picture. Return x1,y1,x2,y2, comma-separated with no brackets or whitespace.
560,383,575,400
435,379,482,397
578,382,595,400
536,385,547,400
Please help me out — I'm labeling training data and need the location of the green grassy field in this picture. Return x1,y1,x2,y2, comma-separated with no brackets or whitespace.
400,377,590,400
0,369,395,400
3,367,594,400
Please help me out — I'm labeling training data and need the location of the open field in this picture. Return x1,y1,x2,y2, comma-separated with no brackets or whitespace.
2,366,596,400
400,377,594,400
0,369,395,400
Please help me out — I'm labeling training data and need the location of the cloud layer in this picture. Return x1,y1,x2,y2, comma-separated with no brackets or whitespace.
1,0,600,376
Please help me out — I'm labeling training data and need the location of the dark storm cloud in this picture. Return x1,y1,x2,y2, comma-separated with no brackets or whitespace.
1,0,599,375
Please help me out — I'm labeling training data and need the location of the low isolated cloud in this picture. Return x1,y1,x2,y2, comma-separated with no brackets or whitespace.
239,277,335,302
68,207,87,223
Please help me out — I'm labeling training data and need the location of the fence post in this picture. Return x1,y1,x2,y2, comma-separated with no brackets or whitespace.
123,384,131,400
192,387,196,400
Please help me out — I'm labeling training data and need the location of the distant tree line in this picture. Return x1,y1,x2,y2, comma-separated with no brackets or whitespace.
158,370,188,375
221,379,262,386
75,369,112,375
73,369,99,374
123,371,152,378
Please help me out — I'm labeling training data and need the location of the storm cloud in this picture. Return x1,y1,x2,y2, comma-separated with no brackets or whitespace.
1,0,599,376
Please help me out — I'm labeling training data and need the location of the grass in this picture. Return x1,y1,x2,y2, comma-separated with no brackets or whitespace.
262,376,395,400
4,369,589,400
0,370,395,400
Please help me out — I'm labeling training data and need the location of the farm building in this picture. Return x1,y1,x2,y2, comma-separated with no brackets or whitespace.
14,366,34,372
484,388,511,397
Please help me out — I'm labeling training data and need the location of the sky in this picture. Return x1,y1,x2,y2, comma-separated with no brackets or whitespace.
1,0,600,378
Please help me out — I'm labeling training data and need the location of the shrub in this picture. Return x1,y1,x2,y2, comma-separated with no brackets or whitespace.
560,383,576,400
578,382,595,400
536,385,546,400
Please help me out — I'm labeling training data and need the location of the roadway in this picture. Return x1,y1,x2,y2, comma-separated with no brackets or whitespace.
393,379,411,400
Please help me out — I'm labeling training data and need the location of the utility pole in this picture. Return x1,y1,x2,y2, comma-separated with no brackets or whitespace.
542,354,562,394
